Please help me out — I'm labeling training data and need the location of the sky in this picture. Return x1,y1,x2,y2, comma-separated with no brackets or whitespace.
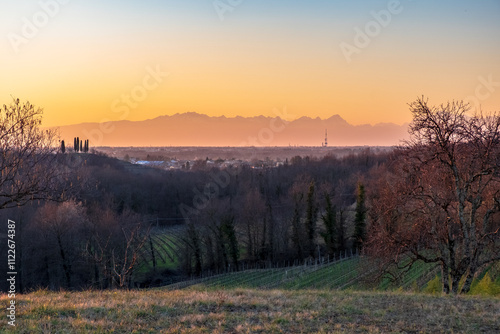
1,0,499,128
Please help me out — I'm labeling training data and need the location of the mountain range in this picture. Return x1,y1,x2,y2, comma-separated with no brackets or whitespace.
54,112,410,147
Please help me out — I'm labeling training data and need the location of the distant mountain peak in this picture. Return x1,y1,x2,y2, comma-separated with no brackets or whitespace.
326,114,347,123
54,112,409,147
173,112,208,118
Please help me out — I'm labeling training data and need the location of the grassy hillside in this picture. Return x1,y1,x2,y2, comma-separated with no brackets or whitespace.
165,256,500,297
166,256,440,292
176,257,374,291
3,256,498,332
2,288,500,333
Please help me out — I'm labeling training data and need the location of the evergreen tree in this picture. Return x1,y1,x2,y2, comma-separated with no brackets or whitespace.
186,223,202,276
60,140,65,154
291,199,304,260
221,215,239,270
353,182,367,251
305,181,318,258
321,194,336,256
338,209,347,252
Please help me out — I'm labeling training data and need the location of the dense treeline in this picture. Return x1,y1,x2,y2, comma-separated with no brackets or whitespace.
177,152,384,276
0,148,387,291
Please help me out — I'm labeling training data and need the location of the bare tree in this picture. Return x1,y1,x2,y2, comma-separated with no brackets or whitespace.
35,201,85,289
0,98,59,208
111,219,150,288
367,97,500,294
238,187,266,261
85,206,151,289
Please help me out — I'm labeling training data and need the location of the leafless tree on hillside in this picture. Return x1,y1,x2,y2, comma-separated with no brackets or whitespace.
366,97,500,294
0,98,59,208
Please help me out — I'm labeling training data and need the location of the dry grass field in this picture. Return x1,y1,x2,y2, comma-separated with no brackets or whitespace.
1,288,499,333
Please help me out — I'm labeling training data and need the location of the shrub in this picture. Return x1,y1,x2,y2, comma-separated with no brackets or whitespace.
469,273,500,296
424,276,441,294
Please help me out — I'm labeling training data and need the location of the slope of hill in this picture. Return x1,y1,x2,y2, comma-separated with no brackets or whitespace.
163,255,440,292
2,288,499,333
54,112,409,147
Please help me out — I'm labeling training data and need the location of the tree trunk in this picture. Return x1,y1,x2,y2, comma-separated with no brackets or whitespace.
267,204,275,262
57,234,72,289
261,216,267,259
441,262,450,294
451,272,461,294
461,265,477,294
291,209,303,260
246,221,254,260
149,235,156,273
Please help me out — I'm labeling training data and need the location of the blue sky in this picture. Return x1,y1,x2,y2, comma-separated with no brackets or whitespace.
1,0,499,127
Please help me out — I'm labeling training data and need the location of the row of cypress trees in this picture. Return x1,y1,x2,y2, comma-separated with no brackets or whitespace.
59,138,90,153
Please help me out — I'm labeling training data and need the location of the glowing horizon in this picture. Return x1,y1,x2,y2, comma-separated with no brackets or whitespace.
1,0,499,130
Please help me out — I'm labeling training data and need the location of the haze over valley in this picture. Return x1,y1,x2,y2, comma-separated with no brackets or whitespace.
56,112,409,147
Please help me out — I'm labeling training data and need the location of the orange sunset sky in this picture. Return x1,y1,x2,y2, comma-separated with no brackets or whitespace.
1,0,499,129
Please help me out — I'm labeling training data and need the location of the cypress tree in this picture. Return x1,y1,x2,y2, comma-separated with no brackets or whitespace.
338,209,347,252
221,215,239,270
305,181,318,258
61,140,65,154
353,182,367,251
321,194,336,256
187,223,202,276
291,199,304,260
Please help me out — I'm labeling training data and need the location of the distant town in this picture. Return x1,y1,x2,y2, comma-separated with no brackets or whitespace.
95,145,395,171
